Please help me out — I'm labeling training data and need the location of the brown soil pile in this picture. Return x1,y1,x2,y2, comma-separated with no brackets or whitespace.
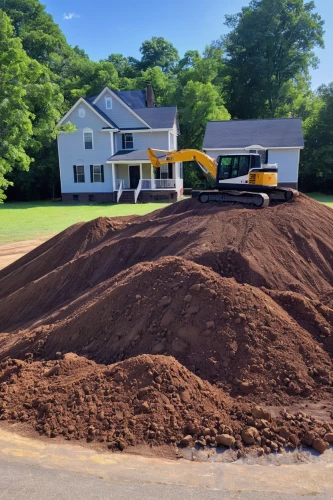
1,194,333,456
1,257,332,405
1,195,332,324
1,353,333,455
0,216,135,301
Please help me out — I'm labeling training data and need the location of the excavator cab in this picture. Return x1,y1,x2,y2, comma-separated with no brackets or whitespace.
217,155,261,177
216,154,260,182
216,154,278,191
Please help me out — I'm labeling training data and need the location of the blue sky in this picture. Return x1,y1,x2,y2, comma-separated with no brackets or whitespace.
44,0,332,89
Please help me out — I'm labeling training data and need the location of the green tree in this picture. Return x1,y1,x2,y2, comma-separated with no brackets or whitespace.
57,54,119,106
0,10,33,201
178,82,230,149
134,66,176,106
0,3,76,201
106,53,139,78
300,83,333,192
139,37,179,72
177,81,230,188
222,0,324,118
1,0,69,68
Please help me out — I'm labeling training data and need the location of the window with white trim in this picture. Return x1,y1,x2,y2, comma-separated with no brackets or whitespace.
122,133,134,149
79,107,85,118
105,97,112,109
73,165,85,183
90,165,104,183
84,128,93,150
92,165,104,182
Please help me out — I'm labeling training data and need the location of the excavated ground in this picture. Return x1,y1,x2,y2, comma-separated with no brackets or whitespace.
0,194,333,458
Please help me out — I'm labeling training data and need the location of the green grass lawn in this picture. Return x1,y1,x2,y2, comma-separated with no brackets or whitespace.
307,193,333,208
0,201,167,244
0,193,332,245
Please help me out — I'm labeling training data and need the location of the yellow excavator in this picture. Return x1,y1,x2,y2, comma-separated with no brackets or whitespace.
147,148,297,208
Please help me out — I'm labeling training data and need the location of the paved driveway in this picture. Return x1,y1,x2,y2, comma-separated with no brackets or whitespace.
0,429,332,499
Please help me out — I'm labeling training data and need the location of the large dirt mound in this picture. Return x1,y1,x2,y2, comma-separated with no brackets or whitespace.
1,353,332,455
1,194,333,456
1,195,332,313
1,257,332,405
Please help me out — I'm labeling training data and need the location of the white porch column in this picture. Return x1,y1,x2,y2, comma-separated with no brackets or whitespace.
111,163,116,192
150,163,154,189
110,132,114,156
140,163,143,180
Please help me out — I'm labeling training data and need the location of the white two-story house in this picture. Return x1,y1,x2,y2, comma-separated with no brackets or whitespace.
57,85,183,203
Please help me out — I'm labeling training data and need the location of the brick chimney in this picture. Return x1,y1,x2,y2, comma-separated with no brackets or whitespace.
146,83,155,108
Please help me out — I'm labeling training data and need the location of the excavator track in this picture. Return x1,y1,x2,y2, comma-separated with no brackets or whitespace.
198,190,270,208
267,188,298,203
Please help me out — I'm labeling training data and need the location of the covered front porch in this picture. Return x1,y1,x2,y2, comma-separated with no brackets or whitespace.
114,162,179,203
115,162,177,190
106,149,182,203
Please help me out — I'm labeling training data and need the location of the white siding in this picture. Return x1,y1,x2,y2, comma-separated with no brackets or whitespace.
58,102,113,193
267,149,299,183
94,90,145,128
115,131,170,151
142,164,151,179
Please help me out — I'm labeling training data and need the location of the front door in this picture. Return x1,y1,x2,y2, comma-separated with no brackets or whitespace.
129,165,140,189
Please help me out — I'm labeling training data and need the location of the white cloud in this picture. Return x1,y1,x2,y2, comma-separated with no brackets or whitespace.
63,12,80,20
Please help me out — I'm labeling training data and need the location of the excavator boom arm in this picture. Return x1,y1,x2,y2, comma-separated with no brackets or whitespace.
147,148,217,180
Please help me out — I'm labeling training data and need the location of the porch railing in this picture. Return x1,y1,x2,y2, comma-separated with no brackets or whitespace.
116,178,178,192
117,180,123,203
141,179,152,190
141,179,177,189
116,179,130,190
134,179,142,204
154,179,177,189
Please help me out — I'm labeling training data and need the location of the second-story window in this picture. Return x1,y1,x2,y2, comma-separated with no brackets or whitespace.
84,128,93,150
105,97,112,109
122,133,134,149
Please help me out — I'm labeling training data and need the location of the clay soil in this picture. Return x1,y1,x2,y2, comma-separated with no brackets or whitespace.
1,194,333,458
0,238,50,271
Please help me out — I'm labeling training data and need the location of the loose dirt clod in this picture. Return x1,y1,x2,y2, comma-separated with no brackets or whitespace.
0,354,331,454
0,195,333,457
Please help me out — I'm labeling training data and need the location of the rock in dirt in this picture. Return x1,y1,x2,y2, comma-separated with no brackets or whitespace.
180,435,193,447
241,427,259,445
325,433,333,443
216,434,235,447
312,438,329,454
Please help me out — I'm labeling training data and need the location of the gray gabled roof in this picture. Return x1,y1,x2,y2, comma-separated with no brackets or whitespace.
203,118,304,149
107,149,166,162
135,107,177,129
114,90,147,109
83,89,177,130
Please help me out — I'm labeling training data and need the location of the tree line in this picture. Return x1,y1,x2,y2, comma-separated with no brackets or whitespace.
0,0,332,201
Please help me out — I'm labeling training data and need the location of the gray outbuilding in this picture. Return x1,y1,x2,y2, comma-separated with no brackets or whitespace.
203,118,304,189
